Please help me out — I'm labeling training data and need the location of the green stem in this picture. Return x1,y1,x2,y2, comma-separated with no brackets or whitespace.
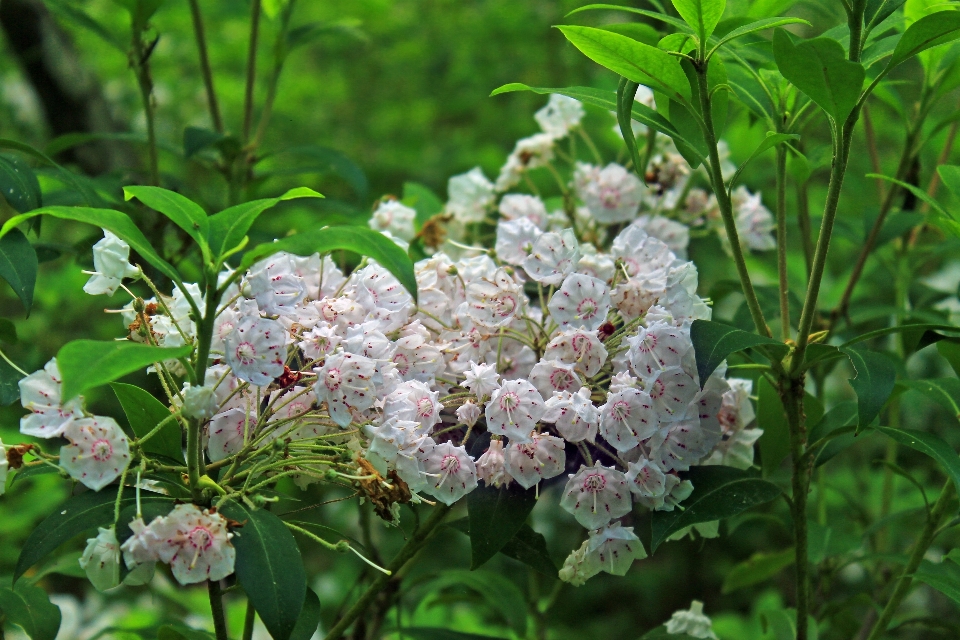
323,504,452,640
187,0,223,133
783,377,811,640
208,580,229,640
252,0,297,149
130,31,159,186
694,66,771,338
865,480,957,640
242,599,256,640
242,0,262,141
775,144,790,339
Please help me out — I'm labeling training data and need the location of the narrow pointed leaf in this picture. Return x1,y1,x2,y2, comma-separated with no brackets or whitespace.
57,340,192,401
650,466,781,552
839,346,896,430
466,482,537,569
886,10,960,70
289,588,322,640
672,0,726,40
618,78,646,178
0,228,38,313
566,4,692,31
690,319,789,386
556,26,692,102
874,426,960,495
0,356,25,405
123,186,210,250
721,547,794,593
0,582,61,640
916,559,960,606
0,154,41,212
111,382,184,462
710,17,811,51
727,132,799,192
238,226,417,302
221,502,306,640
901,378,960,421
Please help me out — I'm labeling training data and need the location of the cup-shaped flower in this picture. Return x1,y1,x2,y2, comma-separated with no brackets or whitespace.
585,522,647,576
148,504,236,585
504,433,566,489
542,388,599,443
529,359,580,398
560,463,631,529
83,230,139,296
543,329,607,378
18,358,84,438
599,388,659,452
485,379,545,443
465,268,523,328
60,416,130,491
476,439,509,487
314,351,378,427
224,316,286,386
462,361,500,401
548,274,611,331
419,441,478,505
522,229,581,285
80,526,122,592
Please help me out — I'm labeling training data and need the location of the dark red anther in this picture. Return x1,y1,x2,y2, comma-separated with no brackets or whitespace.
598,322,616,340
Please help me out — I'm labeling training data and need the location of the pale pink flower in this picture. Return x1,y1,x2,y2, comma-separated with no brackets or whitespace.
522,229,581,285
666,601,717,639
485,379,546,442
599,388,659,452
644,367,698,421
542,388,599,443
574,162,644,224
548,274,611,330
83,230,139,296
543,328,607,377
246,252,307,316
419,441,478,505
447,167,495,224
627,321,689,374
560,463,631,529
370,200,417,242
149,504,235,585
495,217,542,265
535,94,584,139
18,358,84,438
465,269,523,328
456,401,481,427
529,359,580,398
207,407,253,462
476,439,509,487
60,416,131,491
462,361,500,400
624,459,667,500
504,433,566,489
499,194,548,229
382,380,443,432
314,351,378,426
586,522,647,576
224,316,286,385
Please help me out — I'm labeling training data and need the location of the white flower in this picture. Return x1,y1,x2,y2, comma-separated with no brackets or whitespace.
476,439,509,487
370,199,417,242
611,226,678,278
665,601,717,639
60,416,131,491
80,527,121,592
382,380,443,432
355,264,414,331
224,316,287,386
735,188,776,251
148,504,235,585
611,278,665,322
365,418,424,475
643,367,698,422
18,358,84,438
548,274,611,331
503,433,566,489
585,522,647,576
485,379,546,442
574,162,644,224
542,388,599,443
495,217,543,265
181,382,218,420
499,194,548,229
315,350,380,427
627,321,690,375
543,328,607,378
496,133,556,192
529,359,580,397
599,388,659,451
120,517,161,570
535,94,585,138
632,215,690,259
560,463,631,529
456,401,481,427
419,441,478,505
624,459,667,500
576,244,616,282
447,167,496,224
83,230,139,296
207,407,253,462
463,361,500,400
246,252,308,316
649,419,710,472
392,321,445,383
523,229,581,285
559,539,601,586
465,268,523,328
299,323,341,361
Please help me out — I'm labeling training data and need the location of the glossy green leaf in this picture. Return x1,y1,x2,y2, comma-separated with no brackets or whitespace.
938,164,960,200
448,519,556,576
886,10,960,70
672,0,726,40
0,154,41,213
420,570,527,634
721,547,794,593
206,187,324,261
239,226,418,302
901,378,960,421
618,78,646,178
157,624,215,640
289,588,321,640
690,319,789,386
839,346,896,430
650,466,782,552
123,186,210,250
809,401,859,467
0,357,25,405
221,502,306,640
28,551,87,582
727,132,799,193
57,340,191,402
566,4,692,31
0,206,181,284
556,26,692,102
772,30,865,122
874,426,960,494
865,0,907,31
757,376,789,476
261,147,367,200
0,228,38,313
601,22,662,46
939,341,960,377
709,17,811,52
0,139,99,206
466,482,537,570
111,382,184,462
916,559,960,606
0,582,61,640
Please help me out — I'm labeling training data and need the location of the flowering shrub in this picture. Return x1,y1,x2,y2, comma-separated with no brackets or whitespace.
4,0,960,639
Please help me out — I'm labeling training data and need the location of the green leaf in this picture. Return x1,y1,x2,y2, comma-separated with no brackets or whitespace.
938,165,960,200
772,30,866,122
0,206,181,284
0,356,25,405
206,187,324,261
0,154,41,213
566,4,693,31
710,17,811,52
183,126,226,158
28,551,87,582
839,346,896,430
0,228,38,314
448,519,557,576
221,502,306,640
757,376,789,476
916,559,960,606
43,0,127,52
721,547,794,593
490,84,706,162
261,146,367,200
111,382,183,462
0,138,99,206
157,624,216,640
238,227,418,302
865,0,907,32
57,340,192,402
689,319,789,386
123,186,210,256
886,10,960,70
672,0,726,41
289,588,321,640
939,341,960,377
556,26,692,102
809,401,859,467
761,609,818,640
650,466,782,552
902,378,960,421
727,132,799,193
466,482,537,570
618,78,646,178
0,318,17,344
419,570,527,634
397,629,505,640
638,626,699,639
874,426,960,495
403,182,444,230
601,22,662,47
0,582,61,640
